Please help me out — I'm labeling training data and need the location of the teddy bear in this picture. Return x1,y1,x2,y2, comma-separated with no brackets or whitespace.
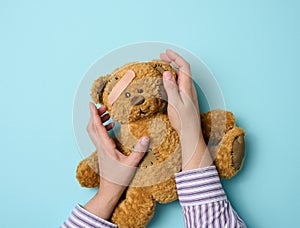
75,60,245,227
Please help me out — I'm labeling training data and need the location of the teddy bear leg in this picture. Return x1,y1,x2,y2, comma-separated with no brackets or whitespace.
76,152,100,188
151,177,178,204
201,109,236,145
111,187,155,228
212,127,245,178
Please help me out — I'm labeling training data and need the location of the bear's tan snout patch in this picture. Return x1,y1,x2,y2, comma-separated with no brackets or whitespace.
131,95,145,106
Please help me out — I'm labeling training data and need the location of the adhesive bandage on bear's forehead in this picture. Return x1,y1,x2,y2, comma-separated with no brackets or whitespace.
108,70,136,105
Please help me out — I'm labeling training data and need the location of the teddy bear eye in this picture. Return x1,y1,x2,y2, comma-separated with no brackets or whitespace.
125,92,131,98
138,89,143,93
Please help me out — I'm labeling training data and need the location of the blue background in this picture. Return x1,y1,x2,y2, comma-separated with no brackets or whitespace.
1,0,299,227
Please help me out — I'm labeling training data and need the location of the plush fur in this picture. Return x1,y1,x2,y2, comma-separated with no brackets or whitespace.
75,60,245,227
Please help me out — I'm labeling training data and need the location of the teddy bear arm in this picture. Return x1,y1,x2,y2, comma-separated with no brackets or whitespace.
76,152,100,188
150,177,178,204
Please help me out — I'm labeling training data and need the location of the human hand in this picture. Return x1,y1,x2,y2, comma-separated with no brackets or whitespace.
160,49,213,170
84,103,149,219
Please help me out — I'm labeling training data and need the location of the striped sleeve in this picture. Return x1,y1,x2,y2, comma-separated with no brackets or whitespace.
175,166,247,228
61,204,117,228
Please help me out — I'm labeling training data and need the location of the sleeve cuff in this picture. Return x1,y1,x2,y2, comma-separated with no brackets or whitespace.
61,204,117,228
175,166,227,206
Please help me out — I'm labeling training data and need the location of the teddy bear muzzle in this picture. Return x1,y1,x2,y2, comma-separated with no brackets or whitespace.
131,95,145,106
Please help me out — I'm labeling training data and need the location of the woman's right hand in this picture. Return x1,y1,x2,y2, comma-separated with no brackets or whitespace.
160,49,213,170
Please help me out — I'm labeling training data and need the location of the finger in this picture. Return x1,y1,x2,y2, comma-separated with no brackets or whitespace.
90,102,103,125
160,53,180,69
165,49,193,95
166,49,191,75
86,115,94,133
160,53,172,63
86,116,95,138
105,122,115,131
101,113,111,123
162,71,182,104
98,105,107,116
191,85,200,114
89,103,114,147
127,136,150,166
87,114,102,147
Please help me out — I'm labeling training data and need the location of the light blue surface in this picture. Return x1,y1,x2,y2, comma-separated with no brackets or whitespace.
0,0,299,227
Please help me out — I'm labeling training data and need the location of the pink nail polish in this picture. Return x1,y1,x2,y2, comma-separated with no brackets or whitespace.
141,137,149,146
163,71,172,80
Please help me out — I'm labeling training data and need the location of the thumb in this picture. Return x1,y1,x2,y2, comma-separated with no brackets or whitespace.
162,71,181,104
127,136,150,166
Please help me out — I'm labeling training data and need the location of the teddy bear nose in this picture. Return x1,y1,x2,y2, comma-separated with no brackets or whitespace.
131,95,145,106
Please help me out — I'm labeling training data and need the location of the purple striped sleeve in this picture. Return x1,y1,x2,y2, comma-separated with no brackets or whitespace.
175,166,227,206
175,166,247,228
61,204,117,228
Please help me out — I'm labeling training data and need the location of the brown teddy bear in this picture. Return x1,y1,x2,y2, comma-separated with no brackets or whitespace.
76,60,245,227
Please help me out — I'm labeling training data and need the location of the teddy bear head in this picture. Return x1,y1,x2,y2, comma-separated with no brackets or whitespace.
90,61,177,124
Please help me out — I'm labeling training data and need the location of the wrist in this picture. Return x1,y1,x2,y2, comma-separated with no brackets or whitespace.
181,134,213,171
84,180,125,220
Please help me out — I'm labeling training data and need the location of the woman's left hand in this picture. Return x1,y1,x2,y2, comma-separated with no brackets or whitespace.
84,103,149,220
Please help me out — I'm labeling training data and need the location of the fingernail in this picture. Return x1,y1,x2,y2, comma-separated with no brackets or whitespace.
163,71,172,80
141,136,149,146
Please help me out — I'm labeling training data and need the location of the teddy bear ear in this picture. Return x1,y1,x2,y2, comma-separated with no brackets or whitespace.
90,75,109,104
